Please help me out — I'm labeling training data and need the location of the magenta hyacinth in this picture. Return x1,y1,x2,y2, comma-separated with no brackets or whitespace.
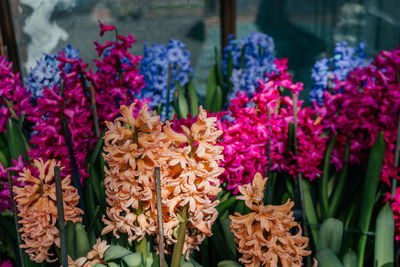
0,155,25,213
319,46,400,185
0,259,12,267
219,59,327,192
28,52,94,182
87,21,146,128
0,56,33,133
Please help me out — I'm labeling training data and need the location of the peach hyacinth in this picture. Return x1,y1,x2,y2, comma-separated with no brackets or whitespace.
68,239,110,267
230,173,312,267
13,159,83,263
102,103,224,257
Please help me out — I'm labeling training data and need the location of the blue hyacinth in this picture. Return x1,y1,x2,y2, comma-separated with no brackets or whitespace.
223,33,276,102
25,45,80,100
138,39,193,120
310,41,370,105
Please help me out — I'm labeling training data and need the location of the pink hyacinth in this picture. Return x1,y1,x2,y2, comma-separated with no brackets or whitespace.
220,59,327,192
0,259,12,267
0,155,26,212
28,53,94,182
319,46,400,185
0,56,33,133
87,21,146,128
385,188,400,240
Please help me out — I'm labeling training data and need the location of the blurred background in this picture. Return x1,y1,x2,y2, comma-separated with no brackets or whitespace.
2,0,400,103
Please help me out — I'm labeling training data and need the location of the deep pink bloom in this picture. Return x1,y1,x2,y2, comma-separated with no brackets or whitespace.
319,46,400,185
0,56,33,133
87,21,146,128
220,59,328,192
98,20,115,37
27,53,94,182
0,259,12,267
0,155,26,212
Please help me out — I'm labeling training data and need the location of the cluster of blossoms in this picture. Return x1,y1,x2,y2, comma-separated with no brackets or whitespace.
310,41,369,105
68,239,110,267
223,33,275,102
13,159,83,263
87,21,145,128
220,59,328,192
0,56,33,133
138,39,193,120
0,156,25,212
230,173,313,267
0,259,12,267
24,45,80,100
319,46,400,185
102,103,223,257
27,51,94,181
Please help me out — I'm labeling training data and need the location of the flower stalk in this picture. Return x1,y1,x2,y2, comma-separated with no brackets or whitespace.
54,166,68,267
171,205,188,267
155,167,165,267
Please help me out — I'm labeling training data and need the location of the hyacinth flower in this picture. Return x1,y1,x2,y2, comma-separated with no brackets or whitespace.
0,260,12,267
102,103,223,260
28,51,94,182
86,21,145,129
0,155,25,213
68,239,110,267
310,41,369,105
222,33,275,103
0,56,33,133
13,158,83,263
138,39,193,120
230,173,313,267
219,58,328,192
24,45,80,100
319,46,400,185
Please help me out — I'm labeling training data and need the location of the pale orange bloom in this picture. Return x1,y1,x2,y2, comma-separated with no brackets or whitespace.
68,239,110,267
230,173,312,267
102,104,224,257
13,158,83,263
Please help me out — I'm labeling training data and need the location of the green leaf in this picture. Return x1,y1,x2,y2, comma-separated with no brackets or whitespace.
302,178,318,245
226,51,234,93
108,263,120,267
374,203,394,267
104,245,133,261
65,221,76,260
320,133,337,220
343,250,357,267
175,81,189,119
6,118,29,161
219,218,236,257
0,150,9,168
210,86,223,113
239,45,246,69
218,260,242,267
205,66,217,110
214,46,224,90
357,132,385,267
75,223,90,258
88,131,105,164
316,248,344,267
187,79,199,116
317,218,343,255
88,164,101,203
122,252,144,267
93,264,108,267
217,196,236,215
329,137,350,217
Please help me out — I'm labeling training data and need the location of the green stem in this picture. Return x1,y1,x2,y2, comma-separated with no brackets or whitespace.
54,166,68,267
7,170,24,267
165,65,172,120
135,235,147,263
171,205,188,267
